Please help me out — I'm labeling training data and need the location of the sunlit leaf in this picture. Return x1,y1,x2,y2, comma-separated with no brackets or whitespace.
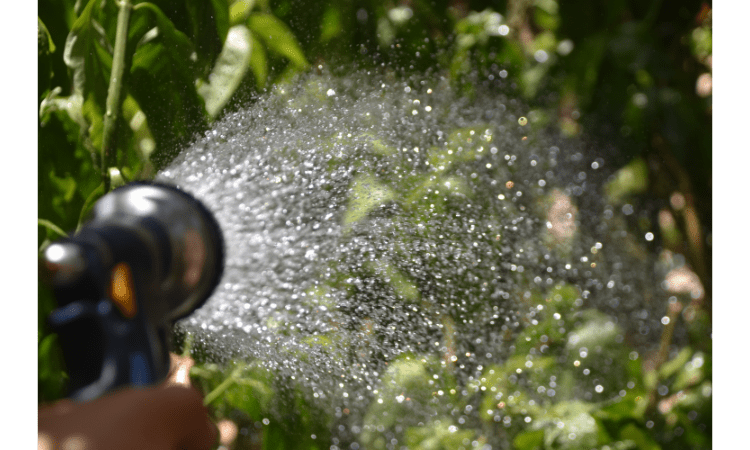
319,5,343,43
248,13,309,69
343,174,395,227
198,24,253,119
248,31,268,88
658,346,692,380
605,157,649,203
365,259,421,303
230,0,257,26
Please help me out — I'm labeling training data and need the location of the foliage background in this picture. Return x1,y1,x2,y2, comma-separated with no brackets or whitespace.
38,1,712,449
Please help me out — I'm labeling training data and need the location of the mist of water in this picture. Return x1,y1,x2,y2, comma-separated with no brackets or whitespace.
157,71,672,447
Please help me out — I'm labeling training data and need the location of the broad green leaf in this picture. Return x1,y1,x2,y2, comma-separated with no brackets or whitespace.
566,310,621,351
121,94,155,176
513,429,545,450
38,17,56,95
51,0,109,157
658,346,692,380
198,24,253,119
673,351,707,391
248,31,268,88
49,170,77,204
343,174,395,227
360,356,440,447
430,125,493,171
38,17,56,53
230,0,257,26
365,259,421,303
605,157,649,203
82,92,105,152
248,14,309,69
132,2,195,72
546,402,599,449
63,0,98,98
209,0,231,42
618,423,661,450
595,390,643,422
225,376,273,419
362,134,398,157
319,5,343,43
376,16,396,47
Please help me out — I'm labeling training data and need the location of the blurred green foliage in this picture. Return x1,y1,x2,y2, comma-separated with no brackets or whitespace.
39,0,711,448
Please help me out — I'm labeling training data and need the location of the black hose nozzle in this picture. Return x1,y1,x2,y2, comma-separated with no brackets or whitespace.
41,182,224,402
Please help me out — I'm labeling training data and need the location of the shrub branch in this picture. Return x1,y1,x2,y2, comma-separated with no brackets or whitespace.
101,0,132,192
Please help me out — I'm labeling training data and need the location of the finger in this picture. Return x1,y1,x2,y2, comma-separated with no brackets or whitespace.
154,385,219,450
167,352,196,387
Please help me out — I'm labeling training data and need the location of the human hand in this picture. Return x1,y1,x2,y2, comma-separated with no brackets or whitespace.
38,354,219,450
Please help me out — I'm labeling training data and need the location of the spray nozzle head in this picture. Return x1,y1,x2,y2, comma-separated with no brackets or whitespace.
78,181,225,322
42,181,225,400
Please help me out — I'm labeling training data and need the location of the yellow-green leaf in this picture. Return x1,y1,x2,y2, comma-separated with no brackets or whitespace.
197,25,253,119
248,13,309,69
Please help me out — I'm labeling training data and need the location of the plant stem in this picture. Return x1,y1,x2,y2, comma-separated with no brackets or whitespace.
76,182,105,232
203,366,243,406
651,135,711,317
38,219,68,239
181,333,194,357
101,0,133,193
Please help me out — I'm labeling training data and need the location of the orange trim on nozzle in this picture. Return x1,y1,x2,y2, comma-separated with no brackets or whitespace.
110,262,137,318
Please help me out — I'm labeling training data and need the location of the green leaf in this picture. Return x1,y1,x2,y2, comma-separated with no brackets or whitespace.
230,0,257,26
209,0,231,43
198,24,253,119
513,429,545,450
343,174,395,227
319,6,343,43
595,390,643,422
360,356,440,447
618,423,661,450
566,310,621,351
132,2,196,72
38,219,68,240
225,376,273,419
248,31,269,88
658,346,692,380
64,0,99,99
38,17,56,95
38,17,56,53
365,259,421,303
51,0,109,160
673,352,707,391
248,14,309,69
605,157,649,203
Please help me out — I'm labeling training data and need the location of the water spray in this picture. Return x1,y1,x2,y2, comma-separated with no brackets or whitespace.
40,182,224,402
